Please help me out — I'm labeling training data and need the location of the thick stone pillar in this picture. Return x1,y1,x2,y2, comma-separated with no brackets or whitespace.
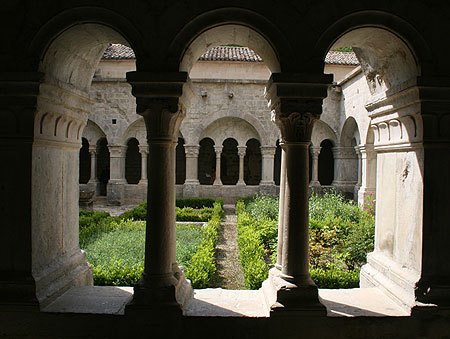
213,146,223,186
139,145,148,184
310,146,321,189
237,146,246,185
332,146,358,196
183,145,200,197
275,146,287,270
357,145,376,208
125,72,192,313
260,146,276,185
107,145,126,205
0,73,42,308
262,73,332,315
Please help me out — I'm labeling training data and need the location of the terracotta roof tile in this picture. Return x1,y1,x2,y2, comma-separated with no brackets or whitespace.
102,44,359,66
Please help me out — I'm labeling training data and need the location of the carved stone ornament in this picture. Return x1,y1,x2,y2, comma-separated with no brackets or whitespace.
272,106,318,142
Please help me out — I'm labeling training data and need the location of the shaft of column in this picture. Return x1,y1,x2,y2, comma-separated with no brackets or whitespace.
276,145,287,269
89,149,97,182
281,141,313,285
310,147,320,183
145,138,178,286
260,146,276,185
184,145,199,184
213,146,222,185
237,146,246,185
141,153,148,181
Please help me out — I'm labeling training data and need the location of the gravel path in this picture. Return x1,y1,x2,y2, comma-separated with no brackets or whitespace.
214,205,245,289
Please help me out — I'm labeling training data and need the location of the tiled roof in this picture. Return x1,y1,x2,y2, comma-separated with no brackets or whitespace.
325,51,359,65
102,44,359,66
199,46,263,62
102,44,135,59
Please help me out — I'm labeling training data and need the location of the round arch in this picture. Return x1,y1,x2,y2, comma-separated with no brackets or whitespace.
122,117,147,145
314,10,433,77
83,119,107,147
311,120,338,148
167,8,292,72
340,117,361,147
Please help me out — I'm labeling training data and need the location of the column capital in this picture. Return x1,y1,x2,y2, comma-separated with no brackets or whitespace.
139,145,149,155
265,73,332,142
126,72,188,140
237,146,247,157
214,146,223,154
184,144,199,157
260,146,276,157
310,146,321,157
88,146,97,155
108,144,126,157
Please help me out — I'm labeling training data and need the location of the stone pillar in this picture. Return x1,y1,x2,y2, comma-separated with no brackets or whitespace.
332,146,358,196
356,145,376,208
139,145,148,183
107,145,126,205
353,146,362,200
262,72,332,315
275,146,287,270
310,146,321,189
125,71,192,313
260,146,276,185
0,73,42,308
183,145,200,197
213,146,223,186
88,146,98,193
237,146,246,185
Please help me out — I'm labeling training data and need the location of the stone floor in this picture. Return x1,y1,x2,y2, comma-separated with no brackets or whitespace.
43,286,407,317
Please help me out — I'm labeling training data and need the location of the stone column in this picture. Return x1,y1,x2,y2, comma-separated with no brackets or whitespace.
107,145,126,205
262,72,332,315
213,146,223,186
139,145,148,184
353,146,362,200
310,146,321,189
237,146,246,185
88,146,98,194
275,145,287,270
357,144,376,208
125,71,192,313
183,145,200,197
260,146,276,185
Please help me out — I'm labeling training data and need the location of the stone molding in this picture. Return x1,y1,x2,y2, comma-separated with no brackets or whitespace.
371,114,422,148
108,144,126,157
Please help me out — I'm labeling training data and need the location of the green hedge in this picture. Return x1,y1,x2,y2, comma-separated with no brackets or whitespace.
236,201,271,289
185,201,223,288
176,197,222,209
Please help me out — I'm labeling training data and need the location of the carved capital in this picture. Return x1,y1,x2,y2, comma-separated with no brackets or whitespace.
139,145,149,156
260,146,276,157
184,145,199,157
237,146,247,157
127,72,187,140
272,109,318,142
310,146,321,158
214,146,223,155
108,145,126,157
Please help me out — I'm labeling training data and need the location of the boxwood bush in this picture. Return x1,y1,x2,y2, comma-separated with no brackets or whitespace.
236,192,374,289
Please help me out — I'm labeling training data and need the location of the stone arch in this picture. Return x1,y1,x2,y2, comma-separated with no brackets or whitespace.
340,117,361,147
125,137,141,184
31,22,137,305
312,120,338,148
83,120,107,147
200,117,261,147
122,117,146,145
314,10,433,78
169,8,287,73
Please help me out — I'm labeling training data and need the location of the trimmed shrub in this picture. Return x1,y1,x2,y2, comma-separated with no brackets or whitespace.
176,206,214,222
311,268,359,289
176,197,222,209
185,201,223,288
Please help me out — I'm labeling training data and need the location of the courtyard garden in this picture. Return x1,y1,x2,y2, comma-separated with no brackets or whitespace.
79,192,374,290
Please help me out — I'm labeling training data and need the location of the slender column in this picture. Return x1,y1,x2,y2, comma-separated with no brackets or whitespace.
353,146,362,200
184,145,200,184
260,146,276,185
357,144,376,208
88,146,98,184
275,145,287,269
213,146,223,186
261,72,332,314
237,146,246,185
310,146,321,187
125,71,192,312
139,145,148,183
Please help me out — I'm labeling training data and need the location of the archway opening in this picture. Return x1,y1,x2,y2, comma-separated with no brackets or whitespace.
198,138,215,185
318,139,334,185
221,138,239,185
244,139,262,185
125,138,141,184
79,138,91,184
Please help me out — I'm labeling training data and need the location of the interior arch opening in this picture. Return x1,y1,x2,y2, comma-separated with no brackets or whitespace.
125,138,141,184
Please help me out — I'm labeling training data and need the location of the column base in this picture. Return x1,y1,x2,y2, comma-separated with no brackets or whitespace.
182,181,199,197
125,264,193,315
107,180,126,206
360,251,420,314
262,268,326,316
236,180,246,186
